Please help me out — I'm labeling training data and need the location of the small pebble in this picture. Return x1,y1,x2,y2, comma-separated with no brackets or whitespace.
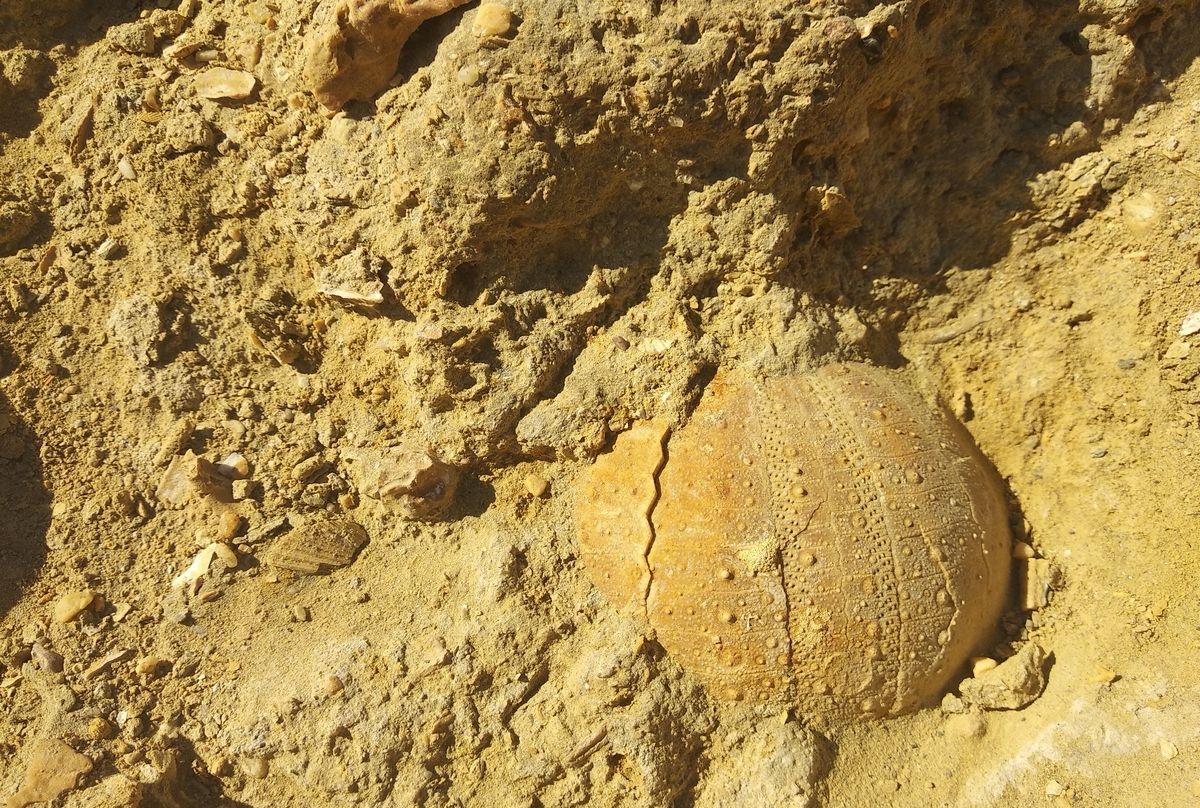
1090,447,1107,458
1181,311,1200,337
524,473,549,498
52,590,98,623
1012,541,1036,559
472,3,514,37
216,452,251,479
291,605,310,623
136,656,167,676
85,717,116,740
971,656,998,677
232,479,259,501
293,455,328,484
1160,739,1179,760
1045,780,1065,797
456,65,481,86
241,757,269,779
30,642,64,673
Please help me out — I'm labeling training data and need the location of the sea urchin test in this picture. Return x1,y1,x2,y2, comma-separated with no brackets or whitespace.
576,363,1011,722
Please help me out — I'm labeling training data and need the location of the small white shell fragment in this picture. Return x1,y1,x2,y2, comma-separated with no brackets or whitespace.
1179,311,1200,336
314,248,385,306
117,157,137,180
194,67,257,100
95,238,121,260
472,3,514,37
171,543,218,590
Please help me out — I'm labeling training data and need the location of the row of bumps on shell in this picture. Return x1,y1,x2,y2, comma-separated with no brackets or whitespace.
577,363,1011,723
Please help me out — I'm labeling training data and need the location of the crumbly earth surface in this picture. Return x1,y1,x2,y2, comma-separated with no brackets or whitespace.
0,1,1197,806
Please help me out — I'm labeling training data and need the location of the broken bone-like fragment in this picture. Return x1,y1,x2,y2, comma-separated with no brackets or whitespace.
302,0,472,110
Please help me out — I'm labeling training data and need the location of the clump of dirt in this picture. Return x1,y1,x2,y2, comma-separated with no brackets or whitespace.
1,0,1198,806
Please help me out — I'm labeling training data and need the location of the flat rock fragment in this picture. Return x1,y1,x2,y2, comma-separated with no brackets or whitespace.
959,642,1048,710
347,447,459,520
155,451,233,509
7,739,93,808
302,0,474,110
262,519,369,574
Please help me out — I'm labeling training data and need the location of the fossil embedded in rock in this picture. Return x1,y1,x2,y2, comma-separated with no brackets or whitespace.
302,0,473,110
262,519,369,574
576,362,1012,722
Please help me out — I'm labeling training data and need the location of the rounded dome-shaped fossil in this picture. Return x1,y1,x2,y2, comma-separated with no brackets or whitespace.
576,362,1011,722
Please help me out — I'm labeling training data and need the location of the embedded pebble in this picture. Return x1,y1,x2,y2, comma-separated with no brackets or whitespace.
473,3,514,38
95,237,122,260
1012,541,1036,559
524,473,549,498
30,642,64,673
136,656,168,676
302,0,473,109
52,590,98,624
971,657,999,677
156,451,233,508
241,756,269,779
194,67,257,100
1180,311,1200,337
